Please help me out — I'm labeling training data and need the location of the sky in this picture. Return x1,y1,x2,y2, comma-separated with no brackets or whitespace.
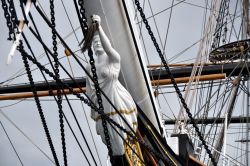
0,0,248,166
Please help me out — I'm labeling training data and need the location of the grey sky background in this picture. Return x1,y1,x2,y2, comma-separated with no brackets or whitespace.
0,0,246,165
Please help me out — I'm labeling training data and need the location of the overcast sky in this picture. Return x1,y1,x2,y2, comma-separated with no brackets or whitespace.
0,1,211,166
0,0,247,166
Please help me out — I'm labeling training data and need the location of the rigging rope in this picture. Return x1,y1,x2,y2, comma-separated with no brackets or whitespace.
80,101,103,166
19,0,28,24
0,110,56,164
134,0,217,165
0,120,24,166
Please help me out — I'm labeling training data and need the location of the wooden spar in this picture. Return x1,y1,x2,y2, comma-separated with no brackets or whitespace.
147,63,213,68
148,63,195,68
0,88,86,100
0,74,225,100
151,73,225,86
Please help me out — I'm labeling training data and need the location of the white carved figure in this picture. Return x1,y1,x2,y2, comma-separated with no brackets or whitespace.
85,15,138,156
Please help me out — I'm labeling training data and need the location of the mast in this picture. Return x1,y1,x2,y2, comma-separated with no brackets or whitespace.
242,0,250,39
242,1,249,165
246,79,249,166
222,113,227,166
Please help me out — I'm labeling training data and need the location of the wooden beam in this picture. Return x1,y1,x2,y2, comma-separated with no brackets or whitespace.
147,63,215,68
0,88,86,100
147,63,195,68
0,74,225,100
151,73,225,86
164,116,250,124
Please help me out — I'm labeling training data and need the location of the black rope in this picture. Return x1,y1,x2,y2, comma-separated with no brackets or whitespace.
19,0,28,23
134,0,217,165
1,0,13,40
0,120,24,166
59,0,80,43
49,1,67,165
18,40,60,166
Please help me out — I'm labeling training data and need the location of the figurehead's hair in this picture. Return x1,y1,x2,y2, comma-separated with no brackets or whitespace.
80,22,99,52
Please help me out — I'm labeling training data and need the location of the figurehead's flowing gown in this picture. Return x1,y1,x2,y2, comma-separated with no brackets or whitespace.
86,49,138,156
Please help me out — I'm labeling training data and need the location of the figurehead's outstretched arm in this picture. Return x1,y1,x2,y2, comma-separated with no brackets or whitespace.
92,15,120,64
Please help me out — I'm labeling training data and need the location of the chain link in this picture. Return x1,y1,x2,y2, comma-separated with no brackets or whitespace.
134,0,217,165
78,0,88,34
18,40,60,166
7,0,18,40
1,0,13,40
21,48,179,165
87,48,114,161
49,1,67,165
77,0,114,162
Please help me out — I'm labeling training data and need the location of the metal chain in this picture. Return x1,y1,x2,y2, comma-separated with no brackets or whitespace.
87,48,114,161
21,49,177,165
7,0,18,40
1,0,13,40
105,114,176,165
18,40,60,166
77,0,114,162
134,0,217,165
49,0,67,165
78,0,88,34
